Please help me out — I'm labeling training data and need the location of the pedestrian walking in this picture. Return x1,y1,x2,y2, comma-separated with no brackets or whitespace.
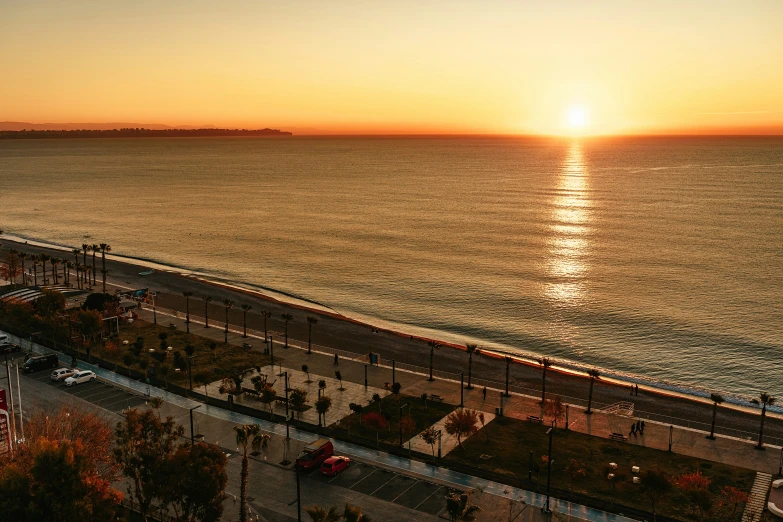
640,420,645,433
636,420,641,433
482,386,487,400
630,385,634,396
635,384,639,396
334,353,339,365
629,424,636,437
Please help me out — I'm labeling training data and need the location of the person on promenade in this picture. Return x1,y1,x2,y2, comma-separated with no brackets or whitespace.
334,353,338,365
636,420,641,433
629,424,637,437
640,420,645,434
630,385,634,396
482,387,487,400
635,384,639,396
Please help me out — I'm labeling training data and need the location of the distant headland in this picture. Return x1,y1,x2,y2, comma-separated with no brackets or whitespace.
0,128,292,139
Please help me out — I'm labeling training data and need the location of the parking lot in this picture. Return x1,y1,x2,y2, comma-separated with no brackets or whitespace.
304,460,449,516
22,365,148,413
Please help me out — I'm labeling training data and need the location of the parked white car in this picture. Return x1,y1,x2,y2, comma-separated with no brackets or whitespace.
64,370,97,387
51,367,78,382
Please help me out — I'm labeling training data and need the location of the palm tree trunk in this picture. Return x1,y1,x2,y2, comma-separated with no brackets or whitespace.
586,378,595,414
708,403,717,439
308,324,312,354
429,348,434,381
504,359,511,397
185,297,190,333
758,405,766,448
33,263,38,286
541,368,547,404
243,311,248,338
205,303,209,328
92,253,96,284
239,452,249,522
102,268,107,292
467,353,473,389
225,308,229,343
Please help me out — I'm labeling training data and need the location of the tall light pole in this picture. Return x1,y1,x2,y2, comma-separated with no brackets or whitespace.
398,403,409,446
284,371,290,440
189,404,201,444
542,425,554,514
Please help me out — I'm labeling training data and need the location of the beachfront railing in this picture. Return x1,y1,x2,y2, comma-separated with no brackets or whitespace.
135,303,783,447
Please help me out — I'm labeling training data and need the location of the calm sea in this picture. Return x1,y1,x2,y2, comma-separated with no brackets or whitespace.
1,136,782,401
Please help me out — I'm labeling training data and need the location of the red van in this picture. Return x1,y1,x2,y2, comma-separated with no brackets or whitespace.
296,438,334,470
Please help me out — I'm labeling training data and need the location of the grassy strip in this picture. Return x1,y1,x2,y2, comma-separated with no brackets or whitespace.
445,415,755,521
331,393,455,445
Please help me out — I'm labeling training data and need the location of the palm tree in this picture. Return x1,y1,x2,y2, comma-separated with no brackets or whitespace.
751,392,776,449
234,424,267,522
707,393,724,440
503,356,512,397
81,243,89,286
445,492,480,522
223,299,234,343
8,249,18,284
241,304,253,338
90,243,99,285
99,243,111,292
202,295,212,328
31,254,39,286
465,343,477,389
18,252,28,285
281,313,293,347
428,340,440,381
538,357,552,404
343,504,372,522
585,368,600,414
260,310,271,341
307,316,318,354
183,291,193,332
50,258,60,285
305,505,341,522
72,247,81,266
66,261,74,286
38,253,50,285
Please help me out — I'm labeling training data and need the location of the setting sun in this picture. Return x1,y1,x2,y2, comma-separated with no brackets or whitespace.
566,106,589,131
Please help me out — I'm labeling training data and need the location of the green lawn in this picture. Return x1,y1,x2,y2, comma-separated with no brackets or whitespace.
445,415,755,520
331,393,455,446
91,320,270,387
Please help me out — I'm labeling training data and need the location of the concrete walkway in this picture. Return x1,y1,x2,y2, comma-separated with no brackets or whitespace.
138,304,783,477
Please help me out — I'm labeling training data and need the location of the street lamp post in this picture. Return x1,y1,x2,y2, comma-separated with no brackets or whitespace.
269,336,274,367
542,425,554,514
284,371,290,440
398,403,409,446
460,373,464,407
436,429,443,459
189,404,202,444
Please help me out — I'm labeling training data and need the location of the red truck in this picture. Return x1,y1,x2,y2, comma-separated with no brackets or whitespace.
296,438,334,470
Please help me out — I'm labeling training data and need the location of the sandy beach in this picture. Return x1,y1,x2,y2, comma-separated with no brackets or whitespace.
4,237,783,444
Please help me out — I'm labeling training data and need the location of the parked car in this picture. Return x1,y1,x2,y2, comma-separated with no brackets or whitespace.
0,343,21,355
51,367,78,382
22,353,59,373
64,370,97,387
296,438,334,470
320,456,351,476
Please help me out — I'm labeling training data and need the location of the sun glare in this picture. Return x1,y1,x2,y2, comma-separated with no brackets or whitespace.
566,106,589,130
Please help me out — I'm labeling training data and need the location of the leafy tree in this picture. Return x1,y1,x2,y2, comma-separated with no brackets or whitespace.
208,341,217,361
445,492,480,522
349,402,364,424
260,384,277,416
673,471,712,522
335,370,343,390
363,412,388,447
161,442,228,522
372,393,382,412
544,396,565,427
444,409,480,449
715,486,749,521
113,408,184,521
290,388,309,419
400,416,416,452
316,395,333,426
419,426,438,457
302,364,311,382
391,382,402,394
318,379,327,394
305,505,341,522
640,469,672,522
36,288,65,316
78,309,103,343
478,412,489,441
159,364,170,388
82,292,118,313
421,393,428,411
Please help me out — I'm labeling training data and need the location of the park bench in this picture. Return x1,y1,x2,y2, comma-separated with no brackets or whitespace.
609,432,628,442
242,342,253,349
526,415,542,423
168,323,177,330
429,394,444,402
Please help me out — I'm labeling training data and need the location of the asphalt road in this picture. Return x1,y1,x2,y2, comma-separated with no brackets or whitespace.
2,357,444,522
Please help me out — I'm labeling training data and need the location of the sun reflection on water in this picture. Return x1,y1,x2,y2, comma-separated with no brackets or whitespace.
545,142,591,304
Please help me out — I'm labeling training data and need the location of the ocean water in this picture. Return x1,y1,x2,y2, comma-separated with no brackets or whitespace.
1,136,782,401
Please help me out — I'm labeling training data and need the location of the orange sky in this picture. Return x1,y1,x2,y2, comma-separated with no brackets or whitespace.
1,1,782,135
